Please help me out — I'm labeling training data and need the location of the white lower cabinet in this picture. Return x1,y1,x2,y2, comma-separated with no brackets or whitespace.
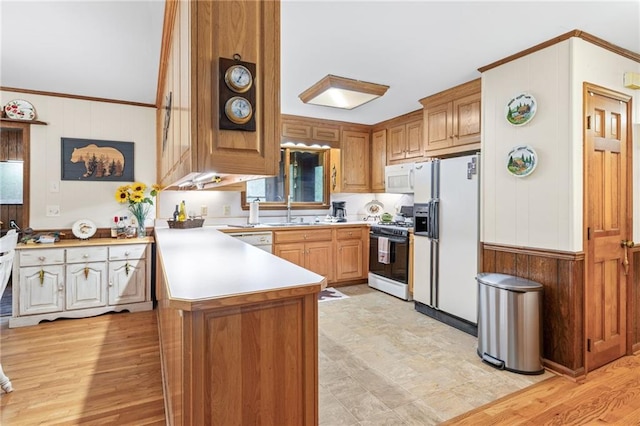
109,259,146,305
10,240,153,328
19,264,64,316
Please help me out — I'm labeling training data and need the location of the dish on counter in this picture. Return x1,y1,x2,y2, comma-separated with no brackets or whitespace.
505,93,536,126
72,219,97,239
4,99,36,120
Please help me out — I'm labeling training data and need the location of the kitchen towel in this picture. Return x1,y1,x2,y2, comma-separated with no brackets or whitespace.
249,201,259,224
378,237,390,264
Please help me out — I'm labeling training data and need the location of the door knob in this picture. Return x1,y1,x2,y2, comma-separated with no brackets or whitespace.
621,240,635,248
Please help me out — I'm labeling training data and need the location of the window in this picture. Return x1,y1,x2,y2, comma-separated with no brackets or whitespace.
242,147,330,209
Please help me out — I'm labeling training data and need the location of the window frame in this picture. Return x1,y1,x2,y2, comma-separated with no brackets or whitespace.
241,147,331,210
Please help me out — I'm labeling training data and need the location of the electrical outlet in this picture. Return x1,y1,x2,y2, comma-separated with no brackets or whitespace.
201,205,208,217
222,205,231,216
46,205,60,217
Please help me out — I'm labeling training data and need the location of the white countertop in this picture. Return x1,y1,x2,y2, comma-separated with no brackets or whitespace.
155,227,326,304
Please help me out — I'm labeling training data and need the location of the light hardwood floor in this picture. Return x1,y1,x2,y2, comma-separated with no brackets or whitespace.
1,285,639,425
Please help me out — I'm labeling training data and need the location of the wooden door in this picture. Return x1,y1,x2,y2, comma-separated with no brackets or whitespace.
424,102,452,152
387,124,406,162
371,130,386,192
341,130,370,193
306,241,333,282
405,120,423,159
584,84,631,372
274,243,306,268
335,239,363,281
452,92,481,146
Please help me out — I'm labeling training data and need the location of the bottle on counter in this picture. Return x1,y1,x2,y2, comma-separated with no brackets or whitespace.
173,204,180,222
110,216,118,238
178,200,187,222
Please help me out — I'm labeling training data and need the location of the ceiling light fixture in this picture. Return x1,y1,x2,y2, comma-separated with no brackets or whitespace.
298,74,389,110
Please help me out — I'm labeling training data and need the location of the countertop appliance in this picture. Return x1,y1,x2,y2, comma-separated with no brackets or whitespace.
228,231,273,253
384,163,415,193
331,201,347,222
412,154,479,335
368,221,412,300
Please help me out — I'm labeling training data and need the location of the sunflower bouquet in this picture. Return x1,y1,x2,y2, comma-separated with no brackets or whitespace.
115,182,160,236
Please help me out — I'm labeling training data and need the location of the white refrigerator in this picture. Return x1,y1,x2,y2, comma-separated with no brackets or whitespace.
413,154,480,328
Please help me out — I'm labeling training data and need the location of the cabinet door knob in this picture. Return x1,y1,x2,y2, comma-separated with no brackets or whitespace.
58,284,64,292
109,280,113,287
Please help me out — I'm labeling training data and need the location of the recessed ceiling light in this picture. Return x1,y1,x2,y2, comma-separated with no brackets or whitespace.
299,74,389,110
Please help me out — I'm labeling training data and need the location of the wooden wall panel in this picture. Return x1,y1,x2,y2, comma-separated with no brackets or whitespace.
482,244,585,378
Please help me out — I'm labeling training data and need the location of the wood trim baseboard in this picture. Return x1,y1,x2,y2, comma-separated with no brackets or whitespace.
478,29,640,73
482,242,585,261
0,86,155,108
542,358,586,383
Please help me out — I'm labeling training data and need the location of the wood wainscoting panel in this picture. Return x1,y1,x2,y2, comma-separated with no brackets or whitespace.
482,243,585,379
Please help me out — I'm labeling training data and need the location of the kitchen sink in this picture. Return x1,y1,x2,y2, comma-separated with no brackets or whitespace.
263,222,322,227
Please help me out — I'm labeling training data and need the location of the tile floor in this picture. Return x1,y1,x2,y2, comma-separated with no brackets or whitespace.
318,284,555,425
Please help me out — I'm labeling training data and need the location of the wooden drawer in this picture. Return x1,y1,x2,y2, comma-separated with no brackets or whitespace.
335,227,365,240
66,246,108,263
109,244,147,261
273,229,332,244
19,249,65,266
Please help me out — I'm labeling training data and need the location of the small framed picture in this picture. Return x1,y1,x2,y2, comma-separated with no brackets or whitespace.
61,137,134,181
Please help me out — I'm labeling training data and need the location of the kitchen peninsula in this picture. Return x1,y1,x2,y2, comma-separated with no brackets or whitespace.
154,226,326,425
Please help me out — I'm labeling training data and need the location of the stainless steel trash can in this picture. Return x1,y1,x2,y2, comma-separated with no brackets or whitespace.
476,273,544,375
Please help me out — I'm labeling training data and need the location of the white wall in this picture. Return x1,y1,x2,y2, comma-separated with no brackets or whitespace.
481,38,640,251
0,90,156,229
482,41,573,251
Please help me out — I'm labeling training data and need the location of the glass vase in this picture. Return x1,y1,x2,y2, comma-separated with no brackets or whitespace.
137,222,146,238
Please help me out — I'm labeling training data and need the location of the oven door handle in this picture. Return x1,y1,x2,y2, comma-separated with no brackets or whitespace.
370,234,408,244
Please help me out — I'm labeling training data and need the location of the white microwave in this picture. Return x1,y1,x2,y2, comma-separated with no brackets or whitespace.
384,163,415,193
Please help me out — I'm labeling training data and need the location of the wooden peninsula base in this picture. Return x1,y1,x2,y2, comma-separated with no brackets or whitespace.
154,227,325,425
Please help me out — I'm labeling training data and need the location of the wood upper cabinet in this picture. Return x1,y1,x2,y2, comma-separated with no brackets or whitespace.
341,130,370,193
387,118,423,163
420,78,481,157
370,129,387,192
281,115,340,146
158,0,280,188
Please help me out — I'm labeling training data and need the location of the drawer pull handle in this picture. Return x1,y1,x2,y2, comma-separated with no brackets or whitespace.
38,256,45,262
83,254,89,258
124,251,131,256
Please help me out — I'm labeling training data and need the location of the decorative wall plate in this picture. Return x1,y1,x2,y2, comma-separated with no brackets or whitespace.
4,99,36,120
505,93,536,126
364,200,384,216
507,145,537,177
72,219,97,239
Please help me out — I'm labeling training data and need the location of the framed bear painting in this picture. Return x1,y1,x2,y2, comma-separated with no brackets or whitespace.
61,137,134,181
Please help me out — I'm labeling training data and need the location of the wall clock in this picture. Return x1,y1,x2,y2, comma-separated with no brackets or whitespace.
219,55,256,131
224,96,253,125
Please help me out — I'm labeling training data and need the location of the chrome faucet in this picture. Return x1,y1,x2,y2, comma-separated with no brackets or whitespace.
286,195,294,223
